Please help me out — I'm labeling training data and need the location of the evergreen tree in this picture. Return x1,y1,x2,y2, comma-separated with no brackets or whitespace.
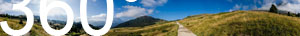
19,19,23,24
288,12,291,16
298,13,300,17
269,4,278,13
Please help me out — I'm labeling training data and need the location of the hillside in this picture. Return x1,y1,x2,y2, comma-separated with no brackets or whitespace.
104,21,178,36
0,17,50,36
114,16,166,28
178,11,300,36
104,16,178,36
0,15,95,36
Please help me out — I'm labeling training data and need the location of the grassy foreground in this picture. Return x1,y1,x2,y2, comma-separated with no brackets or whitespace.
0,18,50,36
178,11,300,36
0,16,178,36
104,22,179,36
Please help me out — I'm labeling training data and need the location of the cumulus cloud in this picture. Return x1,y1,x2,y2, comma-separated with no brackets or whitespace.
227,0,262,11
110,0,167,26
256,0,276,10
48,8,67,16
257,0,300,13
73,14,107,26
74,14,107,22
229,5,251,11
116,6,153,18
0,1,13,12
89,14,106,21
88,14,107,26
116,0,168,18
74,13,126,26
0,0,38,14
141,0,168,7
277,3,300,13
228,0,300,13
229,5,241,11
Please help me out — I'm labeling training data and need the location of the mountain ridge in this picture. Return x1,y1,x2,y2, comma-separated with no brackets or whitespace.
114,16,166,28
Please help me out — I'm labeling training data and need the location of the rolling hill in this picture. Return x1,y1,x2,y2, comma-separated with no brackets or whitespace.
104,21,178,36
0,16,50,36
114,16,166,28
104,16,178,36
2,10,300,36
178,11,300,36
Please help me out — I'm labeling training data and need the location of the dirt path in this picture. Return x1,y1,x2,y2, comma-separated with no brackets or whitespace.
24,33,30,36
176,22,197,36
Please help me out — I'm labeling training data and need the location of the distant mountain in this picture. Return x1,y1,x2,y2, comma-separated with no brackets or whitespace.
114,16,166,28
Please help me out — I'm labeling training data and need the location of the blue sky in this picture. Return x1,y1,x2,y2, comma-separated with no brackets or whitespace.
1,0,300,26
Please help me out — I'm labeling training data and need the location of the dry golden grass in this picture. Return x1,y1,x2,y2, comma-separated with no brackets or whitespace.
104,22,178,36
179,11,300,36
0,18,50,36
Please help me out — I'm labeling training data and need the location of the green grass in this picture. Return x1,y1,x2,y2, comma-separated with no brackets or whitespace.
179,11,300,36
104,22,178,36
0,17,50,36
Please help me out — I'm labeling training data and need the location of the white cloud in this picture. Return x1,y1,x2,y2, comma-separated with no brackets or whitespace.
116,6,153,18
256,0,276,10
147,9,154,14
0,3,12,12
126,0,137,2
88,14,107,26
141,0,168,7
227,0,277,11
11,0,23,3
228,5,240,11
0,0,38,14
278,3,300,13
257,0,300,13
228,4,250,11
233,5,241,9
46,8,69,21
89,14,106,21
73,14,107,26
227,0,300,13
48,8,67,16
0,0,3,3
31,0,40,5
74,17,81,22
0,1,13,12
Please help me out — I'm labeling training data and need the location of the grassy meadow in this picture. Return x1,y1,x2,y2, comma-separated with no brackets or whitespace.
0,17,50,36
178,11,300,36
1,11,300,36
104,22,179,36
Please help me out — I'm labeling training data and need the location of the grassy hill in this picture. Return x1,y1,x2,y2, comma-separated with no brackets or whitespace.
0,15,175,36
104,16,179,36
104,21,178,36
178,11,300,36
115,16,166,28
0,17,50,36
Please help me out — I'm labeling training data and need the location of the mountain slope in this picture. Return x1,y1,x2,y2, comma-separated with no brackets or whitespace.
104,22,178,36
0,17,50,36
115,16,166,28
178,11,300,36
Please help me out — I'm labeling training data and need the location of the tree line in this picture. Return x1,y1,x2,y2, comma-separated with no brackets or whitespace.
269,4,300,17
